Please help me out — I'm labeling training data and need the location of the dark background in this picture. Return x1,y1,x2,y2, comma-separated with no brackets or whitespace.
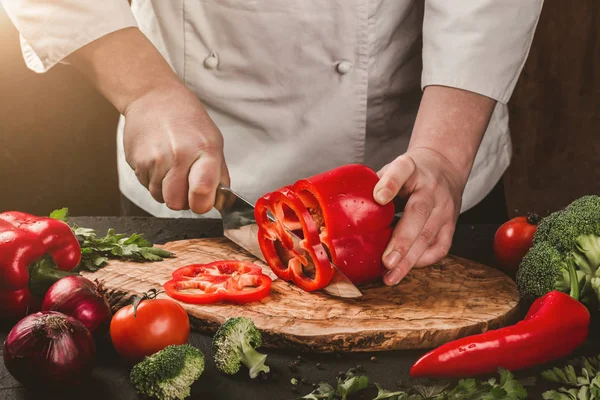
0,0,599,217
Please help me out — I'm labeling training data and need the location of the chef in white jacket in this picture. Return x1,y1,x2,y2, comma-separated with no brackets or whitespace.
3,1,543,286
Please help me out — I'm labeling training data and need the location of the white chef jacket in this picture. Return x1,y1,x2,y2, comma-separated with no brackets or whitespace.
3,0,543,218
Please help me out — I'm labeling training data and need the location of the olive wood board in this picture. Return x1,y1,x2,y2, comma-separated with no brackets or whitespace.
81,237,520,353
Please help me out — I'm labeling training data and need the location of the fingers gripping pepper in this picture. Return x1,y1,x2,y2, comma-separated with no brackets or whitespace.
0,211,81,319
255,164,395,292
410,291,591,378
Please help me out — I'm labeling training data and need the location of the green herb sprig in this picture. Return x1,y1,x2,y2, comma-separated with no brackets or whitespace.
298,368,529,400
541,355,600,400
50,207,174,271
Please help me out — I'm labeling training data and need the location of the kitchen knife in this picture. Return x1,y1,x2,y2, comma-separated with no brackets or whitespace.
213,184,363,298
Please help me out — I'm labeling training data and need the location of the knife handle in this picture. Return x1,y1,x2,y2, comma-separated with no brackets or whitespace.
214,184,231,212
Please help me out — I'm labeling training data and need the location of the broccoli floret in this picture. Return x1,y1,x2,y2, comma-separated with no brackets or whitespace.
532,209,563,245
130,344,204,400
517,195,600,308
538,196,600,253
516,241,580,301
212,317,270,379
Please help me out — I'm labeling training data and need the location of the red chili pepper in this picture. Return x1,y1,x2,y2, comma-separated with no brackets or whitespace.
254,164,395,292
164,260,272,305
410,291,590,378
0,211,81,320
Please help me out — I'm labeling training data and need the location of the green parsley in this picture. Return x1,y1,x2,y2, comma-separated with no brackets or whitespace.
50,207,174,271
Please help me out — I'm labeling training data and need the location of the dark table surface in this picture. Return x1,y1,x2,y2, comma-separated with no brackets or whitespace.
1,217,599,400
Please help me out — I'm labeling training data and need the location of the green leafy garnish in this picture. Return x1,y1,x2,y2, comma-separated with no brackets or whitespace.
300,383,336,400
337,370,369,400
373,383,420,400
542,355,600,400
50,207,174,271
299,369,368,400
49,207,69,222
298,368,528,400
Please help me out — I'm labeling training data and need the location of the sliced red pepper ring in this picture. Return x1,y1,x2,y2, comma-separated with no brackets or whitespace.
172,261,263,280
164,260,272,305
255,188,333,292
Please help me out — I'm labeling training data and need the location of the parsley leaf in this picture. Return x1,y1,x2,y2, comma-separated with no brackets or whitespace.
337,370,369,400
541,355,600,400
373,383,421,400
300,383,336,400
49,207,69,222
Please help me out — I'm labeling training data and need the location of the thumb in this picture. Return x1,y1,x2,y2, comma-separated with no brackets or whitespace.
373,156,416,205
188,154,222,214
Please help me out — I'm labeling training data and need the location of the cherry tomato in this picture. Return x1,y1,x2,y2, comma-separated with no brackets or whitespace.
494,213,540,275
109,296,190,363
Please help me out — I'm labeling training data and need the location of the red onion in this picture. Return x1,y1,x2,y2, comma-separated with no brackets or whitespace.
2,311,96,387
41,276,112,335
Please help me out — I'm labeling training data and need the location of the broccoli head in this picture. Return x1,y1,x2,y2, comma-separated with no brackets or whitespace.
535,195,600,253
532,209,563,246
516,241,580,301
130,344,204,400
212,317,270,379
517,195,600,308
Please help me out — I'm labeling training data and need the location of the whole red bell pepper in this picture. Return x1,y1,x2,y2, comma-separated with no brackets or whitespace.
410,291,590,378
0,211,81,319
254,164,395,292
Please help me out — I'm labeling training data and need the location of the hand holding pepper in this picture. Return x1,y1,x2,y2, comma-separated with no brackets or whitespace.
374,148,464,285
373,86,497,286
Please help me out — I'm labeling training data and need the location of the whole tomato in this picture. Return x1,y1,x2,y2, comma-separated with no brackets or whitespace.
110,293,190,363
494,213,540,275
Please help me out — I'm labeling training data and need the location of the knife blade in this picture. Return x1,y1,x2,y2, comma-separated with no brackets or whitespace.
213,185,363,298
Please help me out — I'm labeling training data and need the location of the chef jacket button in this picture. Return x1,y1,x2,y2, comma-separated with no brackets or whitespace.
336,60,352,75
204,53,219,69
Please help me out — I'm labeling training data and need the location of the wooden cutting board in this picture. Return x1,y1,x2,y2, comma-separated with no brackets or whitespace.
82,238,520,353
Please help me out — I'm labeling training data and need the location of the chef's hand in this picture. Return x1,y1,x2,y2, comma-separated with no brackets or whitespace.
65,28,228,214
373,85,497,286
374,148,463,285
123,84,229,213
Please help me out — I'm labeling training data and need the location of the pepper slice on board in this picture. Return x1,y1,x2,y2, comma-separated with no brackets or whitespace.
410,290,591,378
0,211,81,319
164,260,272,305
254,164,395,292
171,261,264,280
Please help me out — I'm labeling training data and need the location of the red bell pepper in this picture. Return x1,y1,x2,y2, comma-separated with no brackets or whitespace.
0,211,81,319
410,291,590,378
164,260,272,304
254,164,395,292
